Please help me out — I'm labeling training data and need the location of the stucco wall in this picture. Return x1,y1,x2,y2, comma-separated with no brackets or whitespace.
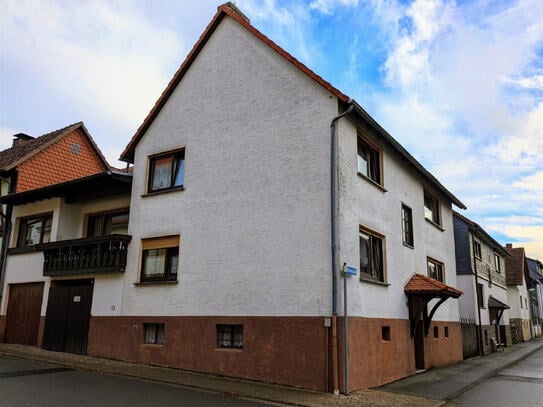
122,16,338,317
336,117,460,322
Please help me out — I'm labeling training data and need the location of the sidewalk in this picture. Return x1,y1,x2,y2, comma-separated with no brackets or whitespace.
379,337,543,401
2,338,542,406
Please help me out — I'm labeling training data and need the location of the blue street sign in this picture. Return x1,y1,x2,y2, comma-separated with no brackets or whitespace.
344,266,357,276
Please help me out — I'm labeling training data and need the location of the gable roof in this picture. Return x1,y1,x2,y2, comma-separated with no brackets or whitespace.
504,246,527,286
404,273,463,297
119,2,465,209
0,122,110,172
453,211,509,257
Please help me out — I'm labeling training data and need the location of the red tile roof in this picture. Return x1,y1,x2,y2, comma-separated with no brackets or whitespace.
405,274,463,297
504,246,526,286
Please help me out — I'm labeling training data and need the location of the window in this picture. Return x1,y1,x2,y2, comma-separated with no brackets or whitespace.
525,297,528,309
217,324,243,349
359,228,385,282
87,210,129,237
444,326,449,338
434,326,439,338
17,213,52,247
424,192,441,225
520,295,523,309
357,136,381,184
494,253,501,273
382,326,391,341
144,323,165,344
474,241,482,259
140,235,179,282
148,149,185,193
477,283,484,308
427,258,444,282
401,204,414,247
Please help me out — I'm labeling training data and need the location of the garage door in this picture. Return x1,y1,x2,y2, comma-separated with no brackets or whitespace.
5,282,44,345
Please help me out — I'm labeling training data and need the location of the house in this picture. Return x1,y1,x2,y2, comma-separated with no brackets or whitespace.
80,3,465,393
0,122,132,354
526,257,543,337
504,244,533,343
453,212,511,356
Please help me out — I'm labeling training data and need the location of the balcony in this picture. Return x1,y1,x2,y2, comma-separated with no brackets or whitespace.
39,234,132,277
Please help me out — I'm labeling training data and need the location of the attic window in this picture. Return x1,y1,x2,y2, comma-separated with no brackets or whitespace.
147,149,185,193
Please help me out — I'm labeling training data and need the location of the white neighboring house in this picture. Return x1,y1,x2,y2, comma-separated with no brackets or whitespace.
453,212,511,356
0,123,132,354
89,3,465,393
504,244,533,343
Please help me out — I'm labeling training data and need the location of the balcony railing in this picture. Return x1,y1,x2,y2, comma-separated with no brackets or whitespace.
39,234,132,277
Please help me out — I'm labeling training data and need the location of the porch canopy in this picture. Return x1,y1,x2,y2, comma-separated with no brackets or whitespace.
405,273,463,337
488,296,510,325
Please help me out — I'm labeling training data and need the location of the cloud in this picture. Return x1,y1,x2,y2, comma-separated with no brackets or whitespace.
309,0,360,15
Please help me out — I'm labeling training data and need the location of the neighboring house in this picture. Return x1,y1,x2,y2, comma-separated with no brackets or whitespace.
504,244,533,343
0,122,132,355
84,3,465,393
453,212,510,357
526,257,543,337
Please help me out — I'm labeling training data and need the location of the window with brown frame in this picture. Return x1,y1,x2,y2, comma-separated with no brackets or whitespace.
427,257,444,282
359,227,385,282
424,192,441,226
140,235,179,282
17,213,53,247
217,324,243,349
474,240,482,259
143,323,165,344
357,136,381,185
494,252,501,273
477,283,484,308
87,210,129,237
401,204,414,247
148,149,185,193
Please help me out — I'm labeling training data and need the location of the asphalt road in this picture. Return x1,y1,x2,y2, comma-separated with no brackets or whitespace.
0,356,275,407
450,346,543,407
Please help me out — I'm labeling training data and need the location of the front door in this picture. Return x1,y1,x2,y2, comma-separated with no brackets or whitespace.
5,282,44,345
414,319,425,370
42,279,93,354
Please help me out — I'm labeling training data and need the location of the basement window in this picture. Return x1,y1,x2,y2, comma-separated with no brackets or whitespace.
381,326,391,341
444,326,449,338
434,326,439,339
217,324,243,349
144,323,165,344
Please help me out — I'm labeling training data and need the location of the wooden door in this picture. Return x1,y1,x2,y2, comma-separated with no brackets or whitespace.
42,279,93,355
5,282,44,345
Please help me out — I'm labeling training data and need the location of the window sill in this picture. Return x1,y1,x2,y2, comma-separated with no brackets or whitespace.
134,280,179,286
142,186,184,198
7,246,39,255
215,348,243,352
141,343,164,347
360,275,390,287
425,218,444,231
357,172,387,192
403,242,414,250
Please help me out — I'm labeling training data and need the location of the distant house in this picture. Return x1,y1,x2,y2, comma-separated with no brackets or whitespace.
453,212,510,356
526,257,543,337
0,122,132,354
504,244,533,343
85,2,466,393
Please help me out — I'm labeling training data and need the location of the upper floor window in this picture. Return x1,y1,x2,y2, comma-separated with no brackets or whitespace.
401,204,414,247
357,136,381,185
427,257,444,282
359,227,385,282
494,253,501,273
140,235,179,282
474,240,482,259
17,213,52,247
148,149,185,193
87,210,129,237
424,192,441,226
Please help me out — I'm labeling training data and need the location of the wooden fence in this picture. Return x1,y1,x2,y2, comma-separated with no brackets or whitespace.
461,318,479,359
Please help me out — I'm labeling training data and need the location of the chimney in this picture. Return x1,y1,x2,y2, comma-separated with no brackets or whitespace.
220,2,250,23
12,133,34,147
505,243,513,249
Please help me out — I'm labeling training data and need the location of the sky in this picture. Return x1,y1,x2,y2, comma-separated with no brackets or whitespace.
1,0,542,259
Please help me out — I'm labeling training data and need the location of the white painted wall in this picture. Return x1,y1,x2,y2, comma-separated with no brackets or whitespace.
336,117,460,322
457,275,476,320
122,16,338,317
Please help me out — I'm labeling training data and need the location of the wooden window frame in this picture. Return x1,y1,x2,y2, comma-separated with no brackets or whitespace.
474,240,482,260
359,225,386,283
427,257,445,282
494,252,501,273
423,190,441,227
217,324,243,349
85,208,129,237
143,323,165,344
16,212,53,247
401,203,414,248
357,133,383,187
140,235,180,282
147,148,185,194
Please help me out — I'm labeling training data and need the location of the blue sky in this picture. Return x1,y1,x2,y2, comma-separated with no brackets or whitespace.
1,0,542,258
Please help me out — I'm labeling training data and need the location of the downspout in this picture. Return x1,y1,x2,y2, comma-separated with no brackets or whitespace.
471,234,484,356
330,100,353,395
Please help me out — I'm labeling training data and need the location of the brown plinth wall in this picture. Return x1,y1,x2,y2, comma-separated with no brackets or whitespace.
88,316,329,391
423,321,463,368
0,315,6,342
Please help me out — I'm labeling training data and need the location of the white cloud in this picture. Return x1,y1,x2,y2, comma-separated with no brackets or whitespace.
0,127,18,151
309,0,360,15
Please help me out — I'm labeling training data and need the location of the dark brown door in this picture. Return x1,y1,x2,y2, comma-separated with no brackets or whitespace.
5,282,44,345
42,279,93,355
414,321,426,370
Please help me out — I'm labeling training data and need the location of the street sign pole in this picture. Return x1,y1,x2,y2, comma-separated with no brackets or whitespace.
342,264,356,395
